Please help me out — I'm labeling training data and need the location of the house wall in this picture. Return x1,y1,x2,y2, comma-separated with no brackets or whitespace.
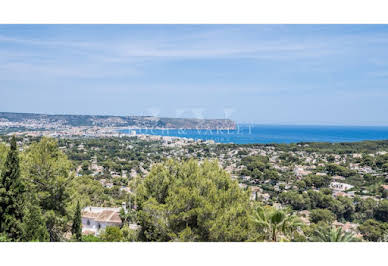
82,217,99,234
82,218,121,235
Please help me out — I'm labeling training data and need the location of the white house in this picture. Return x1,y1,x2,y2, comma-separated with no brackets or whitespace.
330,181,354,192
81,206,122,235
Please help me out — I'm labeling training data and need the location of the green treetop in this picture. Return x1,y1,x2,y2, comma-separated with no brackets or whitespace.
252,205,303,242
22,137,73,241
135,159,255,242
312,226,359,242
0,136,25,241
71,201,82,241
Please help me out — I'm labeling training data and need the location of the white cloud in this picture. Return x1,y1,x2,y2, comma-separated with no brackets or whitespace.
1,26,388,81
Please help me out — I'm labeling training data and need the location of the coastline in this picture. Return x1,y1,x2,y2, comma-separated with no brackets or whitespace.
3,124,388,145
117,125,388,145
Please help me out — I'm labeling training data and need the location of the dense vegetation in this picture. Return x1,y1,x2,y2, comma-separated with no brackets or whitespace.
0,136,127,241
135,159,255,241
0,135,387,242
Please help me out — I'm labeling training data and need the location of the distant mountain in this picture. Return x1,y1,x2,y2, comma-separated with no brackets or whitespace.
0,112,236,130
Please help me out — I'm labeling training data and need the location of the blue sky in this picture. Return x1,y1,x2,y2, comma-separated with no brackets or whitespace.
1,25,388,125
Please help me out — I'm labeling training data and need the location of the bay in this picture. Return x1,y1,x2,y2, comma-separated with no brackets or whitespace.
118,124,388,144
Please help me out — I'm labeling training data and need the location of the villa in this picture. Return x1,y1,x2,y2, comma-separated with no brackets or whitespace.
81,206,122,235
330,181,354,192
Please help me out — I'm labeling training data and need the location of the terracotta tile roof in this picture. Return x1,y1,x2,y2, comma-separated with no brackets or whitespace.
82,211,99,218
94,210,122,224
109,212,122,224
82,206,123,224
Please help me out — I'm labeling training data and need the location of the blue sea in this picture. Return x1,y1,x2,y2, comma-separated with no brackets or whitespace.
118,124,388,144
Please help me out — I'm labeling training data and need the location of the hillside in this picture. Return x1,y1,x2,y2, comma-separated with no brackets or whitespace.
0,112,236,129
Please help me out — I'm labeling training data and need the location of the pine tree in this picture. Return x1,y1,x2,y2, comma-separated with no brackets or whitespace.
0,136,25,241
24,137,73,241
71,201,82,241
22,196,49,242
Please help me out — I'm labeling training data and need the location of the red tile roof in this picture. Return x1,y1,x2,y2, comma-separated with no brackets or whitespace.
82,209,122,224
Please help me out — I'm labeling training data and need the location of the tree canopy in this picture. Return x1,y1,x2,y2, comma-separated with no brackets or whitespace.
0,136,25,240
22,137,74,241
135,159,255,241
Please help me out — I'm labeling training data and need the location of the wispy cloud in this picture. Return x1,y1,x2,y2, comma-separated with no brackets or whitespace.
0,34,97,49
0,61,141,80
1,25,388,87
0,26,343,64
1,25,388,125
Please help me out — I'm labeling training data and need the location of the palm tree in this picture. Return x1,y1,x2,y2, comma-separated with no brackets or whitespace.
313,226,359,242
252,206,303,242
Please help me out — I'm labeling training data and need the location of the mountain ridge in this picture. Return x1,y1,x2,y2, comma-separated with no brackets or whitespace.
0,112,236,130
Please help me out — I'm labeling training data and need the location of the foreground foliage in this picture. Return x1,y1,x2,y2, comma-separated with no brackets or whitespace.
252,205,303,241
312,226,359,242
1,135,388,242
136,159,256,241
0,137,25,240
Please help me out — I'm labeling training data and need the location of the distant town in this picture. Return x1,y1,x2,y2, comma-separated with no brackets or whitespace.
0,112,236,137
